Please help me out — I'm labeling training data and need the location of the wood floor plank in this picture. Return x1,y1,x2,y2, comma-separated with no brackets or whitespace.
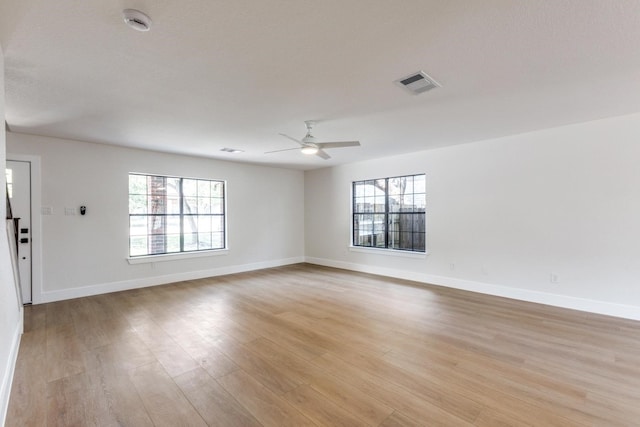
132,319,200,378
175,332,240,379
283,384,370,427
88,362,155,427
6,354,48,427
211,334,302,395
306,372,394,426
243,337,326,384
174,368,262,427
218,369,317,427
82,334,156,374
311,352,476,426
379,411,427,427
129,362,207,427
45,323,86,383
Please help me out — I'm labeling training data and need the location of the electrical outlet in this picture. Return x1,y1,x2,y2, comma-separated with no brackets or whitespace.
41,206,53,215
449,263,455,271
65,207,77,216
550,273,559,283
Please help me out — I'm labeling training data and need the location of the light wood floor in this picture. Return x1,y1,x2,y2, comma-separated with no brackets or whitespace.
6,264,640,426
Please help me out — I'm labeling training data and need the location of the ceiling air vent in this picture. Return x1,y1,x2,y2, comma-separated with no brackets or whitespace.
394,71,440,95
220,147,244,153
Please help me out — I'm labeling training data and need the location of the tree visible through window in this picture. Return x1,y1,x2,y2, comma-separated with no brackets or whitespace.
129,173,225,256
352,174,425,252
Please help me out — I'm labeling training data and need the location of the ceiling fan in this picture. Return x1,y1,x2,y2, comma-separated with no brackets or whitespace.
266,121,360,160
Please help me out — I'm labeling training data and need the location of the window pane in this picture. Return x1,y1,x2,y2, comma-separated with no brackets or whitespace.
363,197,375,213
374,196,386,212
182,179,197,197
354,182,365,197
212,216,224,232
372,214,386,247
167,215,181,234
388,195,400,211
197,180,211,197
149,176,166,195
130,216,147,236
166,178,180,196
399,232,413,250
389,230,399,248
388,214,400,233
129,195,147,214
211,182,224,197
183,197,197,214
414,194,426,211
130,236,148,256
388,177,404,196
166,196,180,214
184,215,197,233
198,233,212,250
184,233,198,251
198,198,211,214
414,175,425,193
129,175,147,194
149,194,166,214
148,234,167,254
400,194,413,211
413,213,425,233
413,233,426,252
198,216,212,232
404,176,414,195
166,234,181,253
212,232,224,248
211,198,224,214
147,215,166,234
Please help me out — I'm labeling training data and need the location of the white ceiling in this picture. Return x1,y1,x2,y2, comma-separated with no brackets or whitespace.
1,1,640,170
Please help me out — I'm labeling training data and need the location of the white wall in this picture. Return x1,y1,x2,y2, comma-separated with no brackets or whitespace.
7,132,305,302
0,44,24,426
305,113,640,320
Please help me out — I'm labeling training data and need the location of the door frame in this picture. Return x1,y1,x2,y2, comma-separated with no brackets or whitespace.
7,154,42,304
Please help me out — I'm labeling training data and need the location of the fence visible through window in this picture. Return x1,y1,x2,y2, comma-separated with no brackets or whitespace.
352,174,425,252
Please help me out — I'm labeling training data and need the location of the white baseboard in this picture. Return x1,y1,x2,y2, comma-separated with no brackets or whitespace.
1,314,23,426
305,257,640,321
39,257,304,303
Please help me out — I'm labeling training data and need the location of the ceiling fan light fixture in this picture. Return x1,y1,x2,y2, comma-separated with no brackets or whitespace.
301,146,319,155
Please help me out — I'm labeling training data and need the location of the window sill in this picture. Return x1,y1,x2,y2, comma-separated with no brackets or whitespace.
348,246,427,259
127,249,229,264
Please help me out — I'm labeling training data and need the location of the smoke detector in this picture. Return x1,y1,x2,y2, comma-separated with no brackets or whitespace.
394,71,440,95
123,9,152,32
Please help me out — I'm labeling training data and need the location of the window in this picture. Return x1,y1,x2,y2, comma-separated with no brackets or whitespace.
352,174,425,252
128,173,225,257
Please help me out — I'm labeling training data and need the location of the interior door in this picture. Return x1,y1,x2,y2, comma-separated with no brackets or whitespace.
6,160,32,304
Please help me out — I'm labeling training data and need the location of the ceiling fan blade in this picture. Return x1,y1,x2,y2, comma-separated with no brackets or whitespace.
264,147,300,154
316,141,361,149
316,149,331,160
279,133,305,146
